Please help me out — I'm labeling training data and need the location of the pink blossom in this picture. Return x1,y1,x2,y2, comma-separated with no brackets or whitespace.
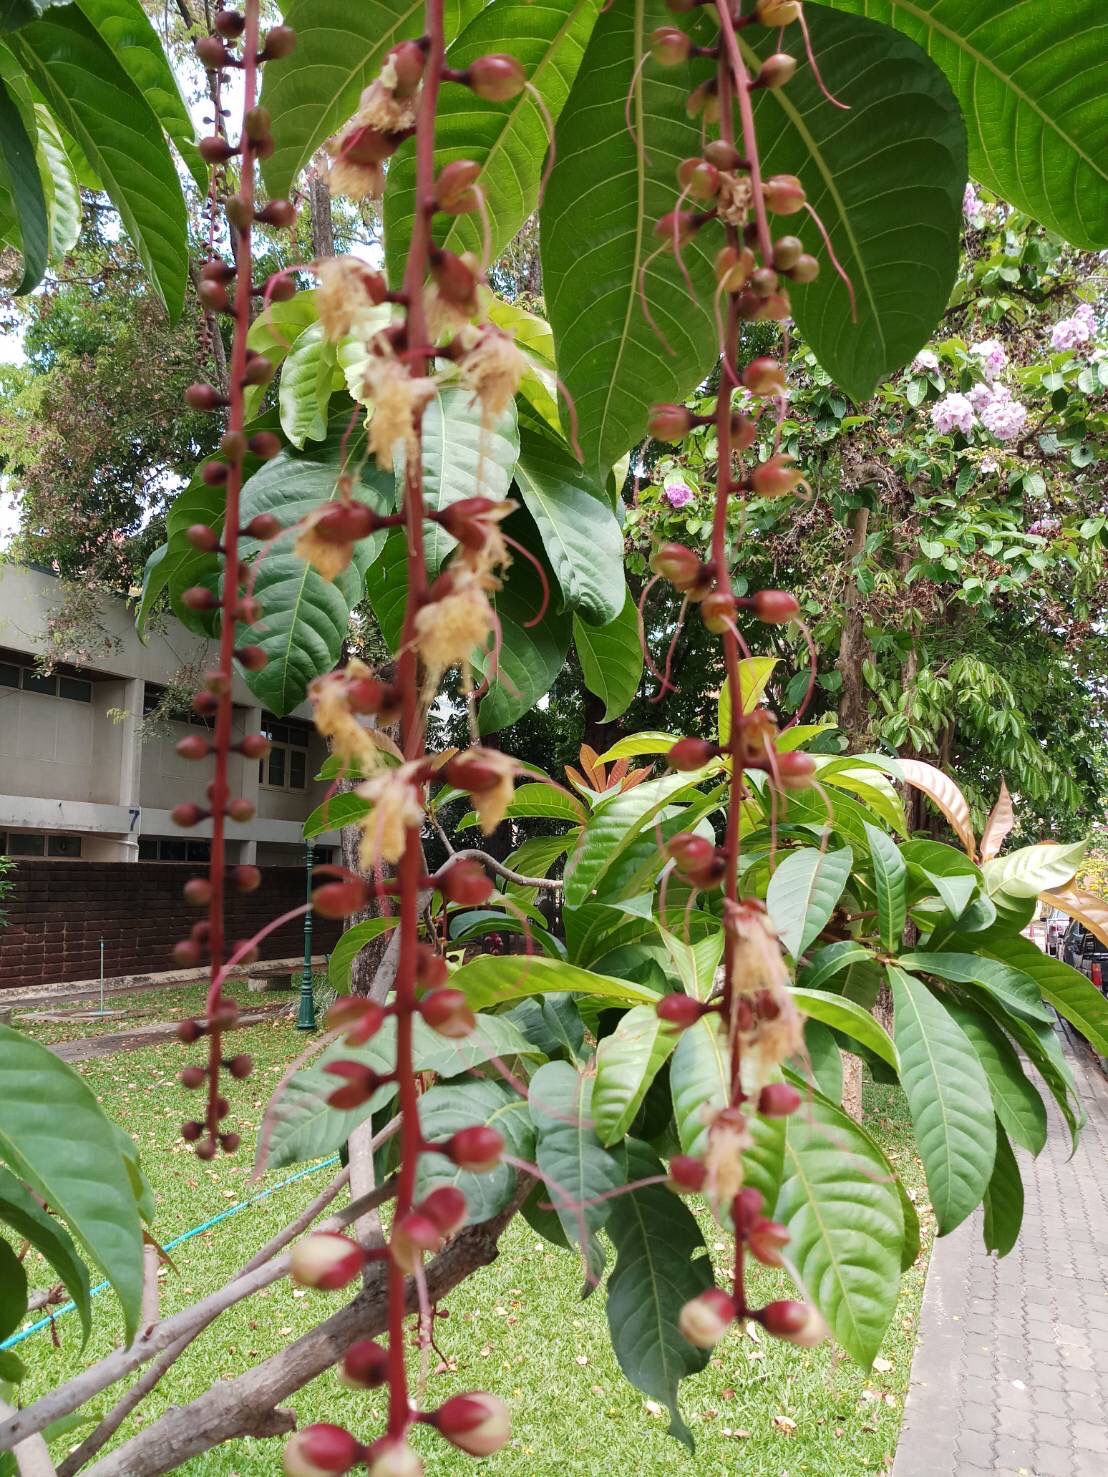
967,383,994,414
912,349,939,373
979,389,1027,441
979,456,999,474
1074,303,1096,326
664,482,695,509
931,393,976,435
963,183,981,219
1051,315,1093,351
970,338,1007,380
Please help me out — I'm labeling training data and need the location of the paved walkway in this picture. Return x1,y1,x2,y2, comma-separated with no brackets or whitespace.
894,1025,1108,1477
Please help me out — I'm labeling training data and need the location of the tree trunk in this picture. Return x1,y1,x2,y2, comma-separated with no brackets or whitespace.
836,504,872,750
841,1053,863,1120
309,168,335,260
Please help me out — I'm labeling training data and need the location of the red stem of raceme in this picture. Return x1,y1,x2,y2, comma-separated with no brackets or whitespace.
204,0,261,1149
387,0,447,1441
717,0,774,266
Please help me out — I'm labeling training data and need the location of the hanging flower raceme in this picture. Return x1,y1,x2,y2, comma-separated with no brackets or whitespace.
446,746,517,834
309,658,398,777
324,42,425,200
356,760,426,868
315,257,388,343
295,489,385,579
361,339,440,469
455,323,528,420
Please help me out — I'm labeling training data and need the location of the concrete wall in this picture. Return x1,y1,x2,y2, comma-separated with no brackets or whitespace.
0,859,343,988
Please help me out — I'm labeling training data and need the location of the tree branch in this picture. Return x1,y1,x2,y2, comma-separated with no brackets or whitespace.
83,1185,532,1477
451,849,563,891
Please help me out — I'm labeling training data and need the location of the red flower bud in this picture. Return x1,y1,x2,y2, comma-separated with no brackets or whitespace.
171,803,206,828
667,737,719,771
198,135,238,164
261,25,298,61
465,53,526,101
764,173,806,214
312,880,370,919
668,1155,707,1192
364,1440,423,1477
679,1288,736,1348
436,159,481,213
650,542,702,590
420,1186,468,1236
431,1393,511,1457
429,248,480,306
650,26,690,65
677,157,721,203
227,797,255,823
391,1210,442,1272
420,988,477,1039
283,1423,362,1477
436,859,494,905
183,877,212,907
758,1082,803,1117
248,431,283,459
446,1125,504,1172
715,244,755,291
340,1338,389,1390
213,10,244,37
761,1299,829,1346
700,590,737,634
655,209,701,248
313,501,378,544
187,520,220,548
175,734,210,761
647,404,693,441
185,382,226,411
445,746,506,792
757,0,802,22
775,750,817,790
227,1054,254,1079
179,1065,206,1090
789,253,821,283
747,1217,791,1267
666,833,726,888
325,1060,384,1111
195,35,232,69
289,1233,366,1291
656,994,706,1029
742,357,787,396
231,864,262,892
245,512,282,540
753,589,800,623
325,996,387,1046
754,52,797,89
751,452,806,498
733,1186,765,1232
773,235,804,270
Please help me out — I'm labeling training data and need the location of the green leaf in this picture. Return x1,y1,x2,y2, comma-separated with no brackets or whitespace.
887,967,996,1234
0,1238,27,1341
776,1093,904,1366
455,781,583,830
973,992,1084,1151
503,832,573,904
979,934,1108,1056
593,1004,678,1146
0,69,45,291
597,731,683,763
303,791,372,841
739,4,966,399
326,917,399,994
942,999,1047,1156
669,1016,785,1208
799,1020,843,1102
865,822,907,951
899,950,1052,1024
31,102,79,261
384,0,601,277
0,1025,143,1341
9,7,187,318
513,416,624,624
0,0,68,29
417,1080,536,1224
563,771,707,909
279,323,337,448
449,953,660,1011
475,553,574,735
717,657,778,743
235,428,394,714
530,1061,625,1286
74,0,204,192
573,588,644,724
790,986,898,1071
605,1139,713,1448
0,1165,92,1343
830,0,1108,250
541,0,726,477
797,940,873,992
765,845,854,958
260,0,424,199
421,388,519,576
982,1122,1023,1258
981,840,1086,899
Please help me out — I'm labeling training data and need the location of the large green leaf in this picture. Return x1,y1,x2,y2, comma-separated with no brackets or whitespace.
942,999,1047,1156
978,932,1108,1056
420,388,519,576
31,102,79,261
887,967,995,1234
384,0,601,277
475,551,574,734
417,1080,536,1224
717,657,778,744
74,0,204,191
899,950,1052,1024
765,845,853,958
326,917,399,993
669,1016,785,1209
0,1165,91,1343
865,822,907,951
0,0,68,28
574,587,643,724
449,952,660,1011
279,324,338,449
776,1093,904,1367
455,781,584,830
9,6,187,318
541,0,725,477
830,0,1108,250
739,3,965,400
605,1139,713,1448
981,840,1086,899
0,67,44,291
790,986,898,1071
0,1026,143,1341
0,1238,27,1342
982,1122,1022,1258
235,429,394,714
563,771,706,909
797,940,873,992
513,416,624,625
593,1004,678,1146
530,1060,625,1286
973,991,1084,1151
260,0,424,198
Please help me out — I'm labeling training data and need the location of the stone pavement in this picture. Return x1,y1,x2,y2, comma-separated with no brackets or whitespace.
893,1024,1108,1477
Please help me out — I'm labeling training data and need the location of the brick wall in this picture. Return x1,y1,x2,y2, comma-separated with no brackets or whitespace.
0,861,342,989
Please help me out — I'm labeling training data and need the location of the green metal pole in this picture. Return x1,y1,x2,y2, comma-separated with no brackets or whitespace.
296,839,317,1030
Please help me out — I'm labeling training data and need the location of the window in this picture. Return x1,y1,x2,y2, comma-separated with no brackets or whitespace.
138,836,211,862
260,714,311,792
0,660,93,702
48,835,83,858
2,832,83,857
5,833,45,856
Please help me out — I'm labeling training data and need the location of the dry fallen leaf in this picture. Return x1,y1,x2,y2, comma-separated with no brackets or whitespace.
773,1415,797,1435
575,1355,589,1366
722,1427,752,1439
873,1357,894,1373
643,1400,665,1419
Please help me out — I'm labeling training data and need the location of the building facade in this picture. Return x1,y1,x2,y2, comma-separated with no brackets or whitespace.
0,565,342,986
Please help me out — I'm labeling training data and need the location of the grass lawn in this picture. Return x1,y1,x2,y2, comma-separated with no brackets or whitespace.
14,1010,934,1476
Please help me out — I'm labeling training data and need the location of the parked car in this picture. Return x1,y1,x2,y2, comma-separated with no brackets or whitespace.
1061,921,1108,991
1043,907,1069,958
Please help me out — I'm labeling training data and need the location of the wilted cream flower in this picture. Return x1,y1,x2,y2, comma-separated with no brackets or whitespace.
316,257,385,344
701,1103,752,1214
726,900,791,997
413,565,497,683
357,761,425,867
357,74,419,135
456,325,528,420
326,155,385,203
717,172,753,227
309,660,382,776
362,347,438,468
